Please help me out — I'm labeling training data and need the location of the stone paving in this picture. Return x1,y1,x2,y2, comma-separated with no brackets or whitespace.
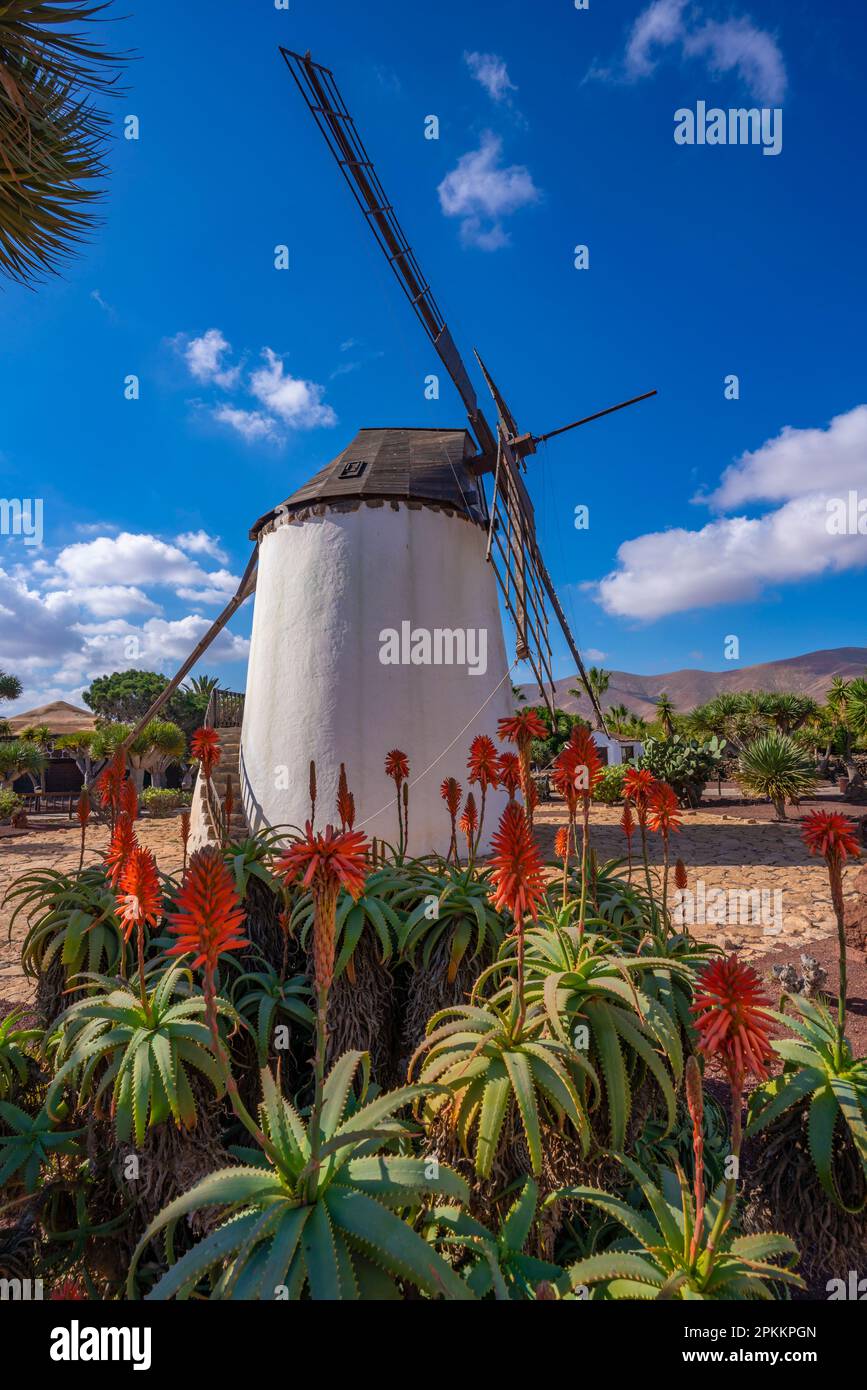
1,798,863,1007
534,801,860,961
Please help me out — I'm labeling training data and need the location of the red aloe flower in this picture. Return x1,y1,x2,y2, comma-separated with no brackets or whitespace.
467,734,500,791
104,814,138,888
440,777,462,818
384,748,410,786
497,752,522,801
168,845,248,975
440,776,462,860
620,802,635,842
802,811,861,866
554,826,570,861
459,792,478,858
490,802,546,1030
691,955,776,1084
647,781,682,836
77,787,91,827
802,810,862,1041
96,752,126,821
191,726,220,782
336,763,356,832
276,822,369,996
489,802,546,923
117,845,163,942
498,710,547,828
497,710,548,749
623,766,657,826
674,858,688,891
563,725,603,798
120,777,138,822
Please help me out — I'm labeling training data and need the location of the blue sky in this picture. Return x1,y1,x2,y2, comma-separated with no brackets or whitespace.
2,0,866,715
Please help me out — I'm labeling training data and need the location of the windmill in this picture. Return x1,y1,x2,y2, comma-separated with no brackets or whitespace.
125,49,656,856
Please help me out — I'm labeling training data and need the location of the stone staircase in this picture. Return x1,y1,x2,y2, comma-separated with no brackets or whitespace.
210,725,248,840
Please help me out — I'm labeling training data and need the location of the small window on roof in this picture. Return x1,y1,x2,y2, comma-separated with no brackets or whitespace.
338,459,367,480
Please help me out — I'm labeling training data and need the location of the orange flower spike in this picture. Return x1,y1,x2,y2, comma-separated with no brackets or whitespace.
691,955,776,1083
440,777,462,818
191,726,221,782
116,846,163,942
104,814,138,888
384,749,410,786
565,725,603,797
180,810,191,850
276,822,370,902
120,776,138,822
467,734,500,791
623,766,657,826
674,858,688,891
76,786,91,828
96,751,126,814
620,802,635,842
496,710,548,748
168,845,249,973
459,792,478,854
554,826,570,861
337,763,355,832
489,802,546,922
801,811,861,866
497,753,521,800
646,781,682,836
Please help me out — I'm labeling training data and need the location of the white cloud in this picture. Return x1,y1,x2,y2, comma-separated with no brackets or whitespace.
585,648,608,662
180,328,241,389
0,567,81,665
464,51,517,103
612,0,787,103
249,349,337,429
438,132,540,250
706,406,867,509
175,529,229,564
44,585,161,619
52,532,238,593
594,405,867,621
212,405,281,444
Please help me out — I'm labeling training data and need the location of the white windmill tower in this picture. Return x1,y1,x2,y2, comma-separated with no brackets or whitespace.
123,50,655,856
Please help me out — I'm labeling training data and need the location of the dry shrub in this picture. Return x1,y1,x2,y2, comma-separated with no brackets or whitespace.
742,1100,867,1293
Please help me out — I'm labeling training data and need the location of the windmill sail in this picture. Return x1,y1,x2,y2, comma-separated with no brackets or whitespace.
279,47,606,723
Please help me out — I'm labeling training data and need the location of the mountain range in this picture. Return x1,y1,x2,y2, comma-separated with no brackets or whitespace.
520,648,867,721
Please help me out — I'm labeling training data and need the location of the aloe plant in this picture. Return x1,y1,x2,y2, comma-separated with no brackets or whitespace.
396,862,504,980
46,965,239,1146
127,1053,473,1300
555,1155,803,1300
411,986,598,1179
426,1177,563,1299
0,1009,42,1100
291,865,405,982
478,924,685,1150
232,963,314,1064
6,866,126,985
0,1101,84,1193
746,995,867,1212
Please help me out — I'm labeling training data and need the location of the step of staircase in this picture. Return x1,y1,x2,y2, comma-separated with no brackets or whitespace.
202,725,249,840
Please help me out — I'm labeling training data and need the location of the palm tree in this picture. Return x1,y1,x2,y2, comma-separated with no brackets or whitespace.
764,693,819,736
654,693,677,739
736,733,818,821
182,674,221,699
570,667,610,730
0,739,45,791
54,730,97,786
0,669,22,703
0,2,126,287
826,677,865,793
